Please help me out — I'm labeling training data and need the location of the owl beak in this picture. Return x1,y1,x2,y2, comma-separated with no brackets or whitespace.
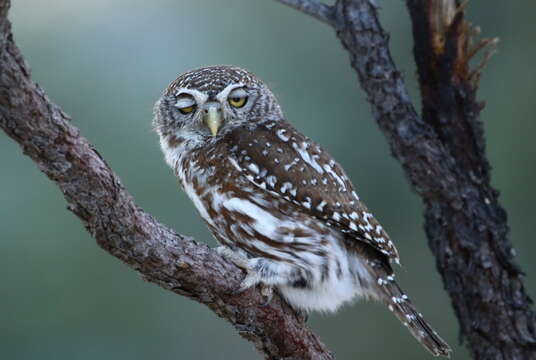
203,103,222,136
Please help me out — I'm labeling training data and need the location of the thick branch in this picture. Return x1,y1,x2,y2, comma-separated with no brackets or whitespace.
404,1,536,359
277,0,536,359
0,2,333,359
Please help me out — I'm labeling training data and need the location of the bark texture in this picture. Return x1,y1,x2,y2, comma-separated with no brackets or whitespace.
404,2,536,359
278,0,536,359
0,1,333,359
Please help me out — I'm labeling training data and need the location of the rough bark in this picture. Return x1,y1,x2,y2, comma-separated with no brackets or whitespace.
404,2,536,359
0,1,333,359
277,0,536,359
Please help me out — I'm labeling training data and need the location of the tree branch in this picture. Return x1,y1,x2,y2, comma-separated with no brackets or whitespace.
0,1,333,359
276,0,536,359
275,0,336,26
404,1,536,358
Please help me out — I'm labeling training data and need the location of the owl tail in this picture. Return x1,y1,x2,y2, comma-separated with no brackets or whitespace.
375,274,452,357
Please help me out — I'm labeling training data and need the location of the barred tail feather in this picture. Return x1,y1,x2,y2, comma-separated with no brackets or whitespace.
377,276,452,357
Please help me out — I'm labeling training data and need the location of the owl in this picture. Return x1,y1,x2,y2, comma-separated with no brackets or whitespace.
153,66,451,357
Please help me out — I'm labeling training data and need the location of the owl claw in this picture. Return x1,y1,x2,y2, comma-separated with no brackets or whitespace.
235,274,273,307
216,246,263,296
259,284,274,306
235,269,261,294
216,246,273,305
216,246,250,269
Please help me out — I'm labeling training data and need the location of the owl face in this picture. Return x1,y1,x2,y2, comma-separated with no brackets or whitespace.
153,66,282,148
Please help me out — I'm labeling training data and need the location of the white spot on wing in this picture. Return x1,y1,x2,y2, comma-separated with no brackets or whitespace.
266,175,277,188
293,142,324,174
280,182,293,194
284,158,300,171
332,212,341,221
316,200,327,211
247,163,259,174
324,165,347,191
277,128,290,142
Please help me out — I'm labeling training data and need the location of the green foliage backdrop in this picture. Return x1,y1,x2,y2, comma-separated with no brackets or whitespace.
2,1,535,359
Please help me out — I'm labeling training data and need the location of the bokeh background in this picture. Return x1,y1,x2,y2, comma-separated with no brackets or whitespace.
2,1,535,359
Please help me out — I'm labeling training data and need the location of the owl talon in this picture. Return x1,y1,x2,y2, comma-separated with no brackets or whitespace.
216,246,250,270
259,284,274,306
235,269,261,294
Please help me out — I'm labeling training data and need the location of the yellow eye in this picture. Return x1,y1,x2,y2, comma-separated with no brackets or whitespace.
229,96,247,108
179,105,196,114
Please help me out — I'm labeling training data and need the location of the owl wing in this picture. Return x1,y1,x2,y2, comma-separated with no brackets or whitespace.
225,121,400,263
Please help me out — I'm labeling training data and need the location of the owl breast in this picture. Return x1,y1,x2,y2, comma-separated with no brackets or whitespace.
169,139,375,312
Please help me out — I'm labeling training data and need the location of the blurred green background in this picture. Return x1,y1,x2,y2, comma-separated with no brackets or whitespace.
1,1,535,359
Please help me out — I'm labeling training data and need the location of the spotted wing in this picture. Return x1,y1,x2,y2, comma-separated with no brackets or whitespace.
225,121,400,262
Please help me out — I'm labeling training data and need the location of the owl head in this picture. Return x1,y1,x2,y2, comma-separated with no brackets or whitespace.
153,66,283,149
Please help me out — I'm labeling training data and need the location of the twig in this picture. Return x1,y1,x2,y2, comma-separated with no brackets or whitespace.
274,0,336,26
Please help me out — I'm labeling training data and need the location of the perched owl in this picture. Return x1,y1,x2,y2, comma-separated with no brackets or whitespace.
153,66,451,357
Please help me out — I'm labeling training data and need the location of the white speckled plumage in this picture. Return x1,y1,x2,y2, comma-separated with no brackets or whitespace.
153,65,451,357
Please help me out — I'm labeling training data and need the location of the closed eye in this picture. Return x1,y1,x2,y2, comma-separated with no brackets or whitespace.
178,105,196,114
175,96,197,114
